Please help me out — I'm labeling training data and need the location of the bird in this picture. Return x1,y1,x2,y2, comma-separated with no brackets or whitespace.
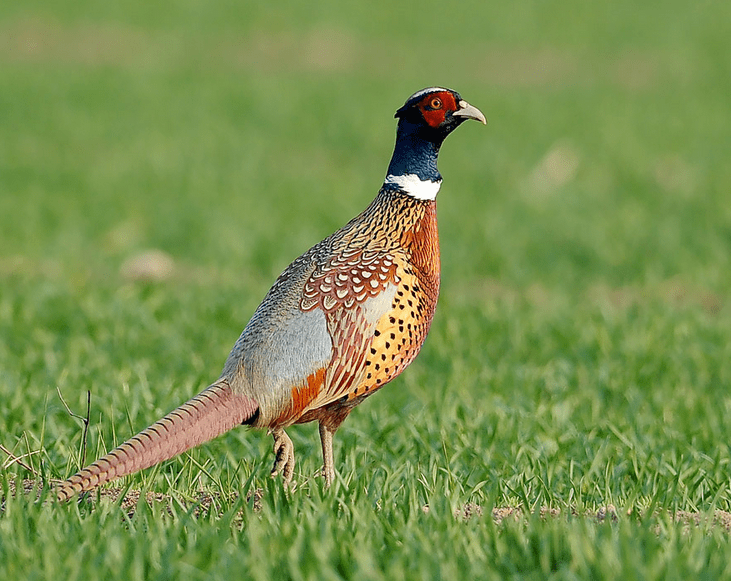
56,87,486,501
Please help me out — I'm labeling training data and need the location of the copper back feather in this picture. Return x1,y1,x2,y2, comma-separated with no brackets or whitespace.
56,381,258,501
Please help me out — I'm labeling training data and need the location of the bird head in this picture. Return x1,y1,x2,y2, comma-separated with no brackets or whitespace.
385,87,485,190
395,87,486,139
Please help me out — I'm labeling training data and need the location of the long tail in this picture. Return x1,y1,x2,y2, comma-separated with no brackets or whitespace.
57,380,259,501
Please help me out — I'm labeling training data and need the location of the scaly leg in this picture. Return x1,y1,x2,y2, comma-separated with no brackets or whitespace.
270,428,295,485
318,422,336,487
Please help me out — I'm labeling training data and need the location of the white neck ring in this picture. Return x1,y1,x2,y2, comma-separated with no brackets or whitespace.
384,174,441,201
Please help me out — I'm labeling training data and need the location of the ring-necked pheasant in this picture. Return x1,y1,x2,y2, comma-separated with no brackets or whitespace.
57,87,485,500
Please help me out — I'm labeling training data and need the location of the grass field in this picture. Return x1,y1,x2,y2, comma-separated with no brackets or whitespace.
2,0,731,578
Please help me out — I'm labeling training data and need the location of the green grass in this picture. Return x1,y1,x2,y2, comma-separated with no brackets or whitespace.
2,0,731,579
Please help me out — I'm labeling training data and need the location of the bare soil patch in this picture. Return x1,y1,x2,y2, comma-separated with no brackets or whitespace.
4,479,730,532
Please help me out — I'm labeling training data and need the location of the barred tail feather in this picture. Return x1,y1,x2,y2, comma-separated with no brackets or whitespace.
57,381,259,501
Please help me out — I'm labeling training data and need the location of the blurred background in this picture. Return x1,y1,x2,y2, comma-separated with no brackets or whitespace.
2,0,728,292
1,0,730,497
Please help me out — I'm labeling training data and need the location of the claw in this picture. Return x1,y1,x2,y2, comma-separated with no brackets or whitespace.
270,429,295,486
321,464,335,488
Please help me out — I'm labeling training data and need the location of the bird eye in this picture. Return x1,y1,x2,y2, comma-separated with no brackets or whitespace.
429,98,443,109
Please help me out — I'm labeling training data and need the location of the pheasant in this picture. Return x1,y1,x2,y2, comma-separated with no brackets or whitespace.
57,87,485,500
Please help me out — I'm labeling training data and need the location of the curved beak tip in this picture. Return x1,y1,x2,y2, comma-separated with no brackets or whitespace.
454,100,487,125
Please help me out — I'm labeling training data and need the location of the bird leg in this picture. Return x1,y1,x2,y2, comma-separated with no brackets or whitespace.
270,428,295,485
318,422,337,487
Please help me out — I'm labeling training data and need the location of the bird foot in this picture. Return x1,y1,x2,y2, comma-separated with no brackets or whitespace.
320,464,335,488
270,429,295,487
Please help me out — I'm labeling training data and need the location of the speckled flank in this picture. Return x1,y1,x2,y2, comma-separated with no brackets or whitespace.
355,196,440,395
295,192,440,427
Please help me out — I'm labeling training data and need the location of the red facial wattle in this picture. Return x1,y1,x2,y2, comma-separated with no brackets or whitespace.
417,91,459,128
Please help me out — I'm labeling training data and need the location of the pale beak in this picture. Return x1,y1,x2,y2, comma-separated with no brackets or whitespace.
453,100,487,125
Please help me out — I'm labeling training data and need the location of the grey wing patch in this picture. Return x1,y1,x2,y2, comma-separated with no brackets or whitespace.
221,254,333,425
266,309,330,388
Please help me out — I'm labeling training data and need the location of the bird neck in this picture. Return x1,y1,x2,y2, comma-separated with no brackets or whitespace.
384,121,444,201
